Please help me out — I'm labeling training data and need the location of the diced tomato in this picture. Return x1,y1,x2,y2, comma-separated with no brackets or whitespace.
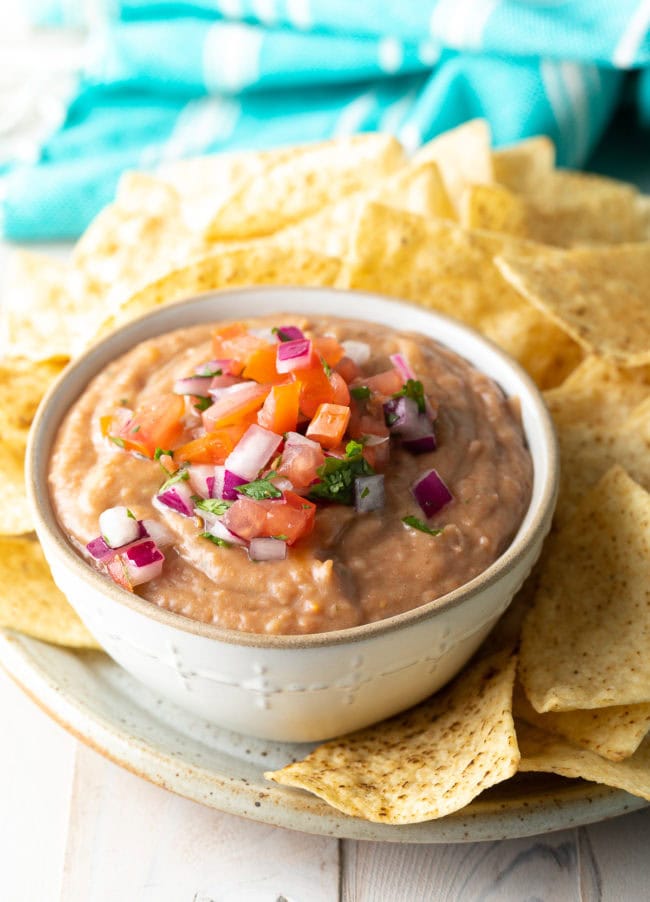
109,394,186,458
313,337,345,368
202,383,271,431
276,438,325,488
363,368,404,397
257,381,301,434
348,410,390,442
294,359,333,418
242,346,286,385
175,424,248,464
105,555,134,592
306,403,351,449
335,356,362,384
223,497,268,541
329,371,350,406
213,323,270,366
362,439,390,472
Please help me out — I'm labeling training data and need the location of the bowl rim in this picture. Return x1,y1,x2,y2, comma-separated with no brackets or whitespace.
27,285,559,650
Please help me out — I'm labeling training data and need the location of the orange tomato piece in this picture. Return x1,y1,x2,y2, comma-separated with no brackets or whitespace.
306,403,351,449
174,424,247,465
329,371,350,406
112,394,185,458
264,492,316,544
313,337,345,367
364,368,403,397
202,383,271,431
242,345,285,384
257,381,301,434
213,323,269,365
294,360,333,419
276,439,325,488
335,356,362,384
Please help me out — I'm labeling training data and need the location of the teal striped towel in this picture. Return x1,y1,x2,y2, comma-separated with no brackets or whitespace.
3,0,649,240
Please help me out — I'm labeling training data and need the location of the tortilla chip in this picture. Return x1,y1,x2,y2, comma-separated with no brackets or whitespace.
344,202,581,388
2,251,86,362
206,134,405,240
95,245,341,336
413,119,494,214
460,183,527,237
0,535,99,648
517,721,650,802
266,651,519,824
520,466,650,713
492,136,555,195
496,244,650,366
544,356,650,431
551,394,650,526
514,684,650,762
0,358,66,535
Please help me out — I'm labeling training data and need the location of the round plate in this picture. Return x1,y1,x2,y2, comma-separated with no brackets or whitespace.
1,629,646,843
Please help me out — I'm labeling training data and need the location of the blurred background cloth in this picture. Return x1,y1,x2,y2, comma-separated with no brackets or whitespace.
1,0,649,240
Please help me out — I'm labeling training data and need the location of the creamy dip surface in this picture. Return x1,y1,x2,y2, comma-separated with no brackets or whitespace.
49,315,533,635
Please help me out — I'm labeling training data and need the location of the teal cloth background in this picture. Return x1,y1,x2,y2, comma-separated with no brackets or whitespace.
3,0,650,240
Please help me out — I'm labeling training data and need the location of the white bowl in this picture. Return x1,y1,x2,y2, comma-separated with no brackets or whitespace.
28,287,558,742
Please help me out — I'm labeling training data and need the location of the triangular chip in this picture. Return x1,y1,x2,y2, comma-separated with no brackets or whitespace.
520,466,650,712
94,245,341,337
517,721,650,802
460,183,527,237
492,136,555,195
496,244,650,365
413,119,493,214
344,202,581,388
266,651,519,824
0,535,98,648
206,134,405,240
514,685,650,763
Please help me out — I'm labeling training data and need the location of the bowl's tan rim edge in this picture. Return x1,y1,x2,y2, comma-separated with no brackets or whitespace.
27,285,559,651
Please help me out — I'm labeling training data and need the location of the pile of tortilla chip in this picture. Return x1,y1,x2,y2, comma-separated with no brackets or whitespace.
3,119,650,821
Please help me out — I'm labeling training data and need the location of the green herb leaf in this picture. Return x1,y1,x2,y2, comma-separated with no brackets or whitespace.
236,478,282,501
345,440,365,458
195,498,233,516
126,509,136,520
108,435,125,449
194,397,213,412
321,356,332,378
119,398,130,407
360,486,369,499
200,532,231,548
402,515,443,536
309,445,374,505
131,424,141,433
154,447,174,461
350,385,371,401
198,367,222,377
272,534,289,541
159,468,189,492
393,378,426,414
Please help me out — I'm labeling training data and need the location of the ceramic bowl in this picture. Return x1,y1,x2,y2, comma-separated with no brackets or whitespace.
27,287,558,742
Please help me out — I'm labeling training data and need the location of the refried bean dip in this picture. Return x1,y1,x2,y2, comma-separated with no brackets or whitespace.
49,315,533,635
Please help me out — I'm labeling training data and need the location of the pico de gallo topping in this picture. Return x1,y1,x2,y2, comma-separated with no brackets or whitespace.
87,322,453,590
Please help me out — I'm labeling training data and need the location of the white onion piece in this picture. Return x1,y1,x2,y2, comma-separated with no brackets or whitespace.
173,376,213,396
140,518,175,547
249,327,277,344
341,340,371,366
122,540,165,586
188,464,218,499
224,425,282,481
269,474,294,493
249,537,287,562
354,475,385,513
153,481,195,517
284,431,321,451
99,506,141,549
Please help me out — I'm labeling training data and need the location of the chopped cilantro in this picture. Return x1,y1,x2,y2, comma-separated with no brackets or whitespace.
119,398,130,407
201,368,222,377
154,447,174,461
200,532,231,548
309,443,374,505
195,498,232,516
126,509,135,520
194,397,213,412
131,424,141,433
350,385,371,401
321,356,333,378
360,486,369,499
393,378,426,414
272,534,289,541
159,468,189,492
236,478,282,500
108,435,125,449
402,515,443,536
272,327,293,342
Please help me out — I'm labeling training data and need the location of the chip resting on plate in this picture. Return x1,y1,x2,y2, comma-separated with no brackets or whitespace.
520,465,650,712
266,650,519,824
517,721,650,802
496,243,650,365
0,535,98,648
514,685,650,763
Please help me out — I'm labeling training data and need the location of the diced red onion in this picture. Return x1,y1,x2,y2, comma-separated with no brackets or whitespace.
188,464,218,499
221,468,248,500
224,425,282,481
354,474,385,513
86,535,113,561
200,512,247,547
99,506,142,549
122,539,165,586
195,358,238,376
208,380,255,403
383,396,420,434
341,340,371,366
154,481,195,518
276,338,312,373
140,518,175,547
402,429,437,455
275,325,304,342
390,352,417,383
249,537,287,562
411,469,453,518
173,376,213,397
208,374,242,396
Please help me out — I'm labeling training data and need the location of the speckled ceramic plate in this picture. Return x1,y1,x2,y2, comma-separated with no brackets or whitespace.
1,628,646,843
